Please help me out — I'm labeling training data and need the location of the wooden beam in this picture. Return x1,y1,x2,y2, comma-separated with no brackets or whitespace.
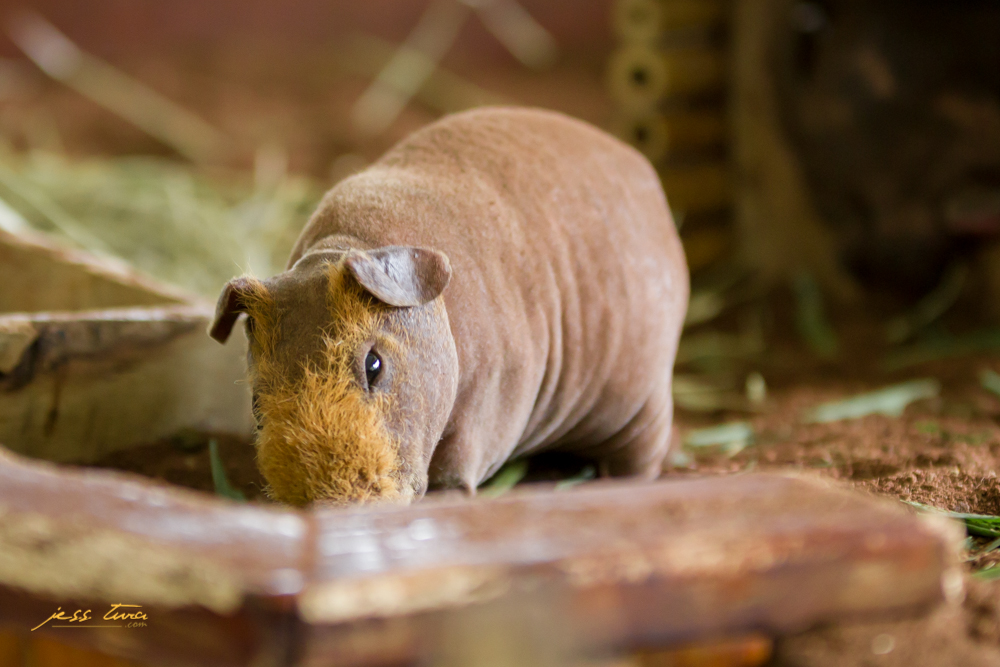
0,228,185,314
0,230,253,462
0,450,961,665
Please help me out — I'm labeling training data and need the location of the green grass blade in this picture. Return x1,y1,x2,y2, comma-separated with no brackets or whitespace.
803,379,939,423
684,421,754,449
906,501,1000,537
973,567,1000,581
555,465,596,491
209,438,246,501
479,460,529,499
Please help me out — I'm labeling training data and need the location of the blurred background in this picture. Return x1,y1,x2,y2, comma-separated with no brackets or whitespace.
0,0,997,316
0,0,617,296
4,2,1000,664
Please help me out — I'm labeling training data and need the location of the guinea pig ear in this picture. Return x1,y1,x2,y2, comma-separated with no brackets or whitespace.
344,246,452,307
208,276,257,343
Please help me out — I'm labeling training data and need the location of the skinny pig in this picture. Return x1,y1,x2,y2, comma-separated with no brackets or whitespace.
209,107,688,506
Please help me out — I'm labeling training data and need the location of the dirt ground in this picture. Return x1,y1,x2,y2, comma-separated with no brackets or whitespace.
670,294,1000,568
672,353,1000,561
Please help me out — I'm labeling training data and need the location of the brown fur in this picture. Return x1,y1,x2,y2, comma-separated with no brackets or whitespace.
245,266,406,506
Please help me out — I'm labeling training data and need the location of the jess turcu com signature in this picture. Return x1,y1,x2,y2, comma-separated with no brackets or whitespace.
32,604,148,631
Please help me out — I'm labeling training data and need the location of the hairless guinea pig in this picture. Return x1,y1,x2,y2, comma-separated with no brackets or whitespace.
209,107,688,506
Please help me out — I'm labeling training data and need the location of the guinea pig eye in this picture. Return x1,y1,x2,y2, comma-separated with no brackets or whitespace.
365,350,382,387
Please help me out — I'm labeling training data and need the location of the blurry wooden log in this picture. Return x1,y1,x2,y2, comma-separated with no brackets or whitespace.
0,447,306,666
660,163,730,213
609,45,726,109
731,0,859,301
0,454,961,666
0,306,253,463
299,474,958,665
615,0,727,44
613,110,726,162
0,229,252,463
635,634,772,667
26,635,141,667
0,630,21,667
0,456,962,667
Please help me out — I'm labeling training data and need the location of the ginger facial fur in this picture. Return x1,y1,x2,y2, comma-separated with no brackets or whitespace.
242,266,406,506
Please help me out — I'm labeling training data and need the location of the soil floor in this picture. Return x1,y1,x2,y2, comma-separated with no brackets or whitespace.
671,349,1000,571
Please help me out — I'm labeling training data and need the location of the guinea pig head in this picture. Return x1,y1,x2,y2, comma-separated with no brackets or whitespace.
209,246,458,507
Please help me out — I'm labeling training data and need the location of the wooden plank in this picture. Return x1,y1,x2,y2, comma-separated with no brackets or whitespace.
0,448,961,666
0,447,306,599
24,635,141,667
0,229,186,314
0,230,253,462
0,448,303,667
0,306,253,462
298,474,959,663
0,630,23,667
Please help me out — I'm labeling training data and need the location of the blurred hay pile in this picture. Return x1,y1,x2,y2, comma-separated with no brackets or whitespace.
0,148,321,298
0,12,327,299
0,7,546,301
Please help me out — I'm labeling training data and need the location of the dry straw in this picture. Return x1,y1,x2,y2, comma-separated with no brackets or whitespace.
0,147,320,298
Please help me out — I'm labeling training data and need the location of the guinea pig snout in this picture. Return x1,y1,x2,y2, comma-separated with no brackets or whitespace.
310,480,419,509
253,368,405,506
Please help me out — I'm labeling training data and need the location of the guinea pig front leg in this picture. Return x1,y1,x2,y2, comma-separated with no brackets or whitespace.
427,425,488,496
